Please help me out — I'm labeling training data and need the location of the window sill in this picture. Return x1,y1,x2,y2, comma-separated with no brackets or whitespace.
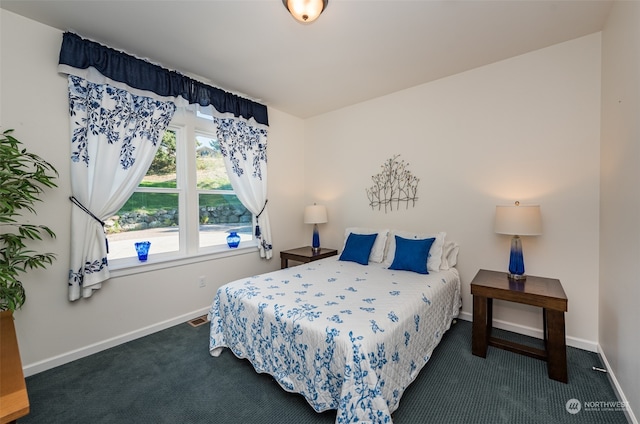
107,241,259,278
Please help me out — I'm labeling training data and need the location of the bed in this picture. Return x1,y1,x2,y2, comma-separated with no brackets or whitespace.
208,229,461,424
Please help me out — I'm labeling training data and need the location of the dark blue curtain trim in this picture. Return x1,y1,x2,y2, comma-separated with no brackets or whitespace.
59,32,268,126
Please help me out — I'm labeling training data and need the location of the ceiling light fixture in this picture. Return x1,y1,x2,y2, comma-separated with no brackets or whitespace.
282,0,328,23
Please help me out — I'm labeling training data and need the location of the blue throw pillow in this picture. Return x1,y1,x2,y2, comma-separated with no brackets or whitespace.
388,235,435,274
339,233,378,265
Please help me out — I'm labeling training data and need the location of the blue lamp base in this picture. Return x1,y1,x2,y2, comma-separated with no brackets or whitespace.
508,235,526,280
312,223,321,253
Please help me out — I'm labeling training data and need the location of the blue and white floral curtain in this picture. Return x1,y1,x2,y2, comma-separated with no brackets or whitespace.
67,76,176,300
58,32,271,300
215,117,272,259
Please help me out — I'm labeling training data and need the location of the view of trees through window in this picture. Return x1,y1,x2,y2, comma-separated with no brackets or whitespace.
106,126,252,262
195,134,253,250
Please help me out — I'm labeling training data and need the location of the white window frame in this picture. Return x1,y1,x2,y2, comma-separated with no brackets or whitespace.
108,108,258,276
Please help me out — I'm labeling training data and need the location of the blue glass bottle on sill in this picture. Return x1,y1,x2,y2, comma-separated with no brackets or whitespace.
227,231,241,248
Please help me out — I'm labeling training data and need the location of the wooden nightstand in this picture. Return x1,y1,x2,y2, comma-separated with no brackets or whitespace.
280,246,338,269
470,269,568,383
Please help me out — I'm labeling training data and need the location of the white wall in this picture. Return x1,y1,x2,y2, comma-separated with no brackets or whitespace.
600,0,640,416
0,10,307,374
304,34,602,350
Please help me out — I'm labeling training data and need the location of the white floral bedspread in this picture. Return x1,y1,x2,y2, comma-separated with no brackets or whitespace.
208,257,461,424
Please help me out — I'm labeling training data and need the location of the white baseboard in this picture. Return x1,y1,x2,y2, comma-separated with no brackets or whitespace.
598,346,638,424
23,307,210,377
457,311,598,352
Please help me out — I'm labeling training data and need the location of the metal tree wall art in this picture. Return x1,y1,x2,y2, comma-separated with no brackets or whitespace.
366,155,419,212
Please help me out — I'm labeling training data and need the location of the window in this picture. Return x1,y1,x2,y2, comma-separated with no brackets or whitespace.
106,109,254,266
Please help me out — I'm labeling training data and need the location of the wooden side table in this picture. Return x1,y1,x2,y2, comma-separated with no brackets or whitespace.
470,269,568,383
280,246,338,269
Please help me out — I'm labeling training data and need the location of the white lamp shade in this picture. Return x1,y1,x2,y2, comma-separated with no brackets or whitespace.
304,204,328,224
494,204,542,236
284,0,327,23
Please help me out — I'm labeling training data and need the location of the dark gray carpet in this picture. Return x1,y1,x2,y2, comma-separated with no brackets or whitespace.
21,320,629,423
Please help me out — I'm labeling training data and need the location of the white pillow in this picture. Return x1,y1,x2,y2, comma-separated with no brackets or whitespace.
343,227,389,263
384,230,446,272
440,241,459,270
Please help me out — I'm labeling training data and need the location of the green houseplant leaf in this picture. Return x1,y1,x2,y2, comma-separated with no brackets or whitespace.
0,129,58,312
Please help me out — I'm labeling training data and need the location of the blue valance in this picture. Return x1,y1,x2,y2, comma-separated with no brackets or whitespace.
58,32,268,126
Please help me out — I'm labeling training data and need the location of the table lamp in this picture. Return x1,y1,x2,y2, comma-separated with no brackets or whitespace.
494,201,542,280
304,204,328,253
